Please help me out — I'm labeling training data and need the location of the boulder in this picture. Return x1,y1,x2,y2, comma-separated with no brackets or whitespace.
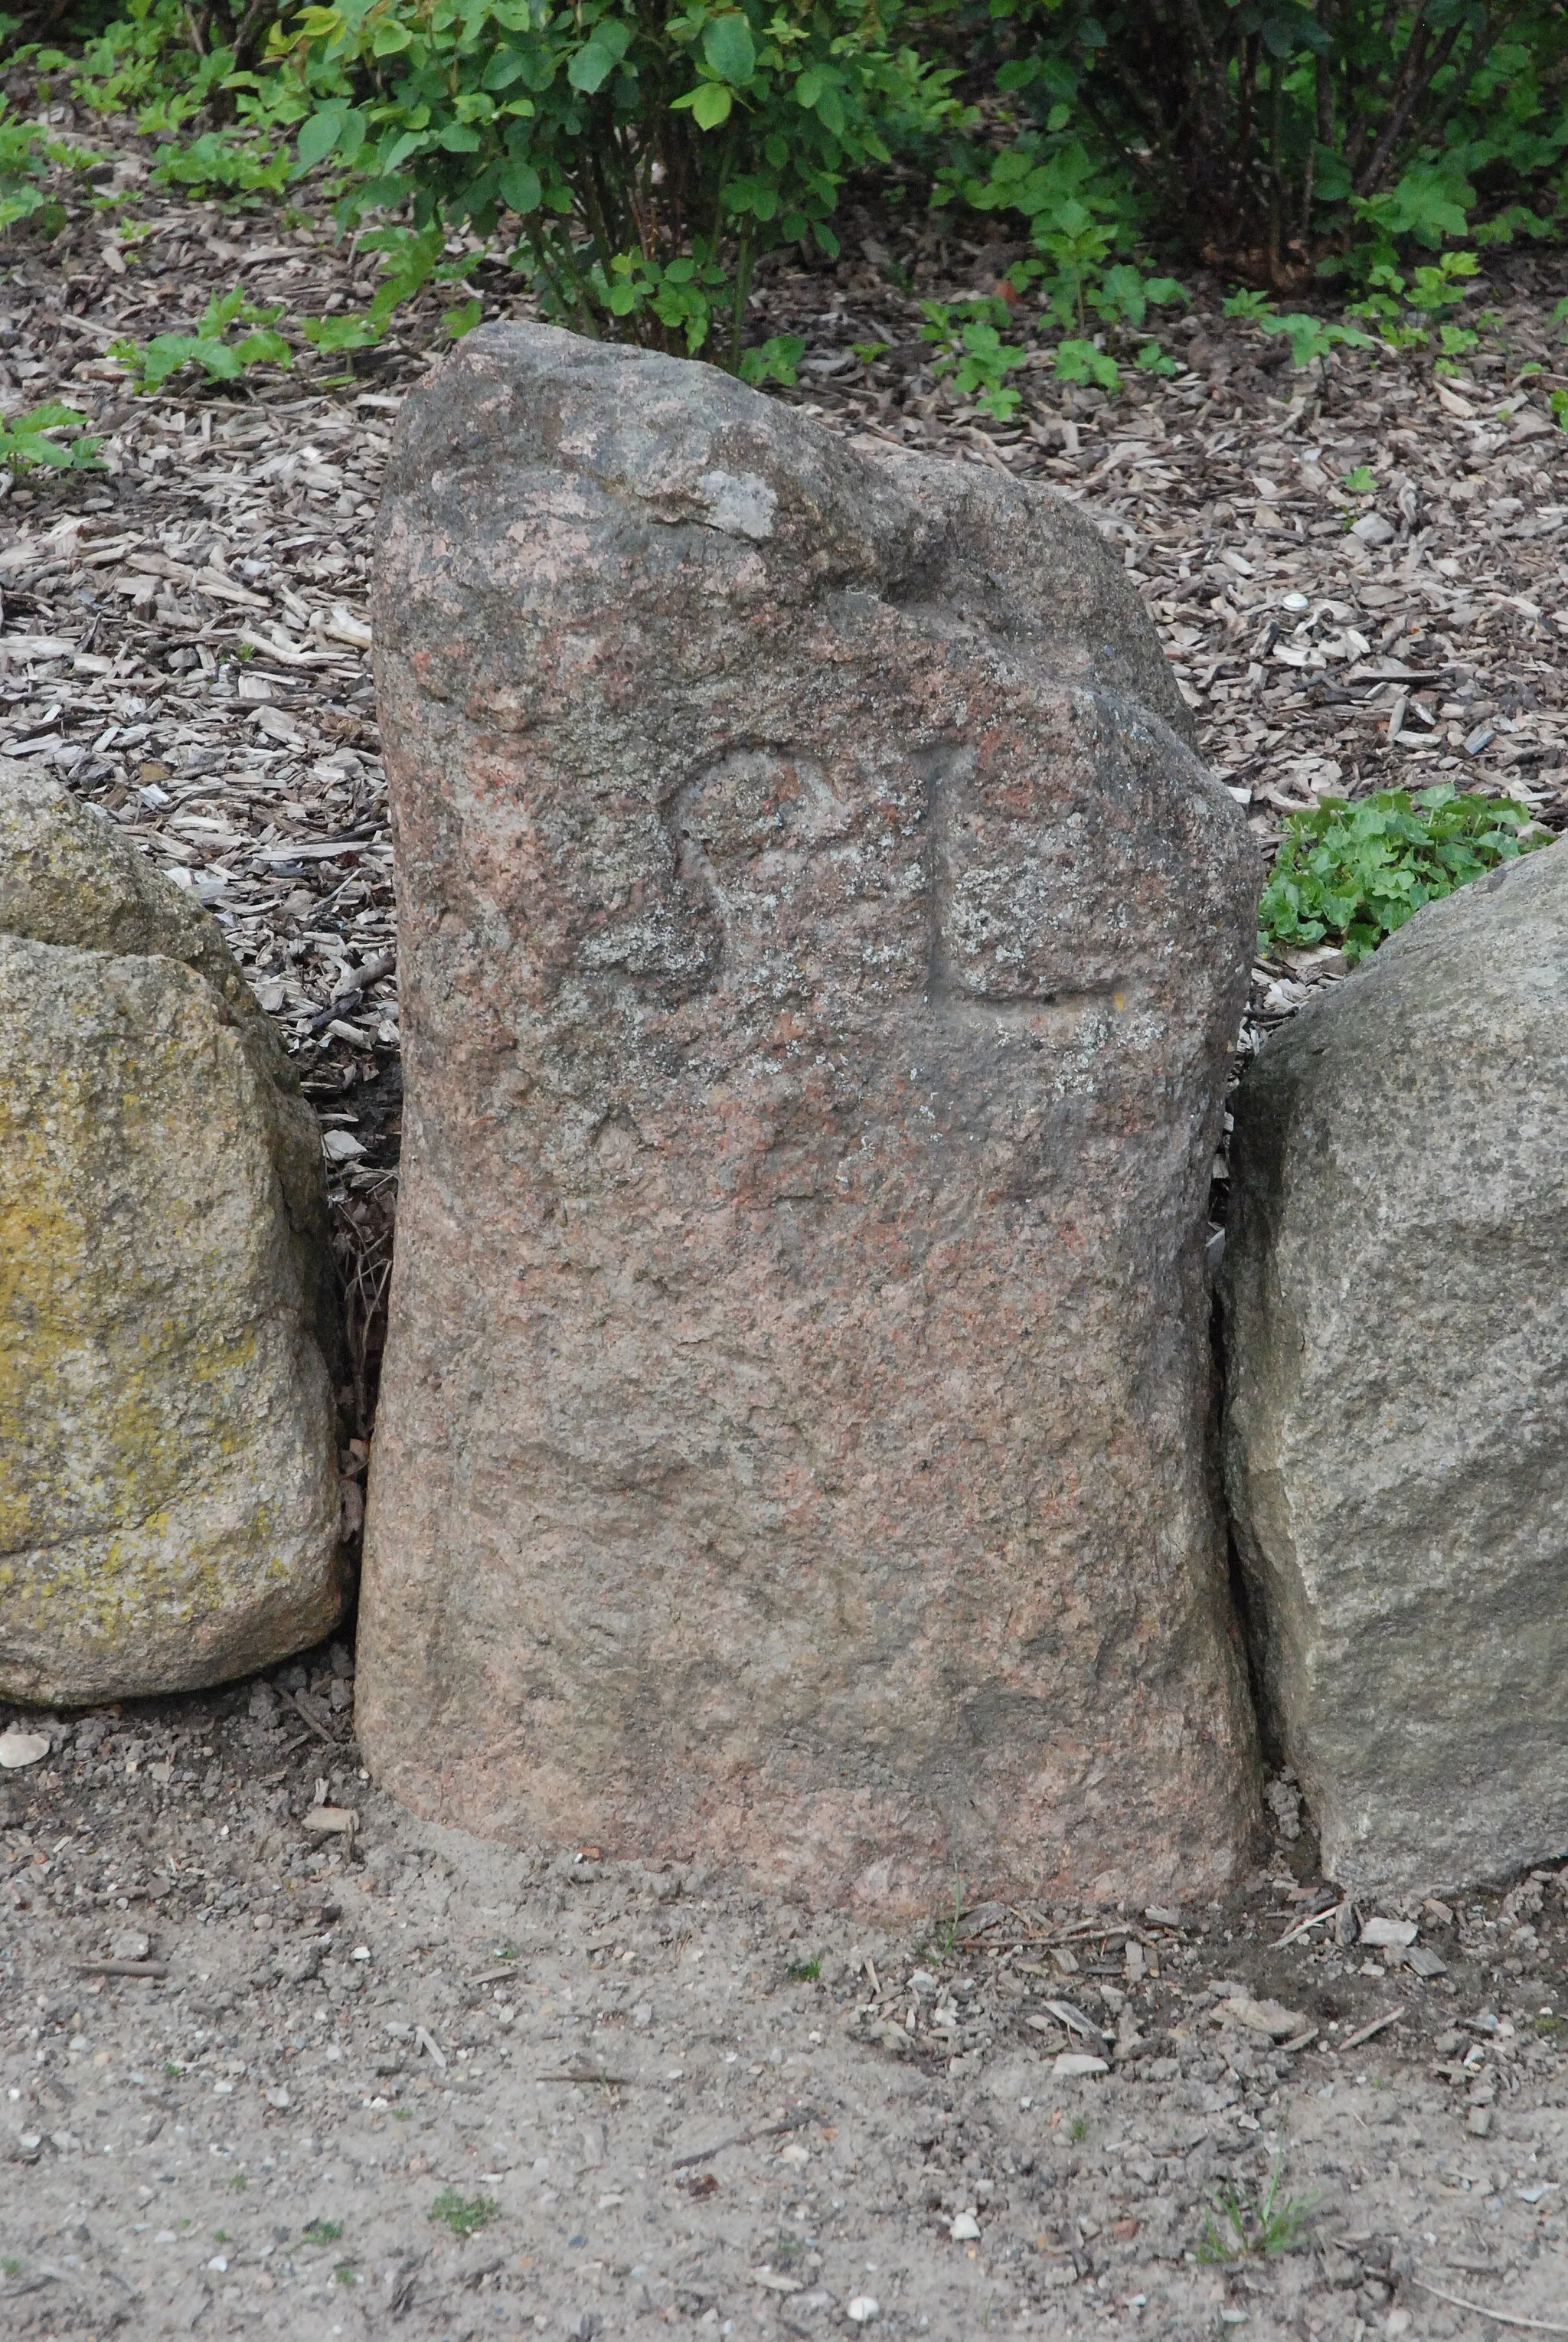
359,323,1262,1914
1223,840,1568,1890
0,760,345,1705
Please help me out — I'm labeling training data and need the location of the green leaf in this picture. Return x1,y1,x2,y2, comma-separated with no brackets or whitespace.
702,12,756,87
1054,336,1120,391
296,106,345,171
1258,786,1550,961
813,81,845,136
11,400,87,431
567,40,616,94
499,160,541,214
299,313,381,352
233,331,291,368
195,340,243,381
482,47,529,90
691,81,732,130
8,431,72,466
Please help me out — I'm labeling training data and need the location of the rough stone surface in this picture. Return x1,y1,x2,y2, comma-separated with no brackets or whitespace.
361,322,1263,1915
1222,838,1568,1892
0,759,345,1705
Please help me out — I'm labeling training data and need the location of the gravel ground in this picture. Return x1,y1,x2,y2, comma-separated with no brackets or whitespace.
2,1668,1567,2341
5,90,1568,2342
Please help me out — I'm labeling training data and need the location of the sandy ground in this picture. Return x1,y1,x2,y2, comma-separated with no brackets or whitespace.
5,87,1568,2342
3,1664,1566,2340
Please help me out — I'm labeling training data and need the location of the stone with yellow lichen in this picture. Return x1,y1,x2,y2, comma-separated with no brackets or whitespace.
0,758,345,1705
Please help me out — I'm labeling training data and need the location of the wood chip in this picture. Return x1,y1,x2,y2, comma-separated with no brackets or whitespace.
300,1805,357,1836
1331,2008,1404,2053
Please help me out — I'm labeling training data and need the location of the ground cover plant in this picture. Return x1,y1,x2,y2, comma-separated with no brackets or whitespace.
1259,781,1550,961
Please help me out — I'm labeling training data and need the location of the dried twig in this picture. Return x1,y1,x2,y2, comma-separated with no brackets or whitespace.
278,1685,337,1747
671,2108,814,2171
1331,2008,1403,2054
1409,2277,1568,2334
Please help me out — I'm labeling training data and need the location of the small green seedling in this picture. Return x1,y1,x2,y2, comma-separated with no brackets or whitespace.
0,401,104,477
2,2257,21,2277
301,2217,343,2246
1341,465,1379,494
298,313,382,357
1223,289,1373,369
1197,2151,1317,2261
926,1867,967,1964
0,104,100,237
738,333,805,387
852,339,890,364
429,2190,498,2239
112,286,291,393
787,1957,822,1983
1069,2115,1089,2143
1223,288,1275,322
151,130,289,205
920,299,1028,420
1266,313,1374,369
334,2262,358,2285
228,2175,247,2193
1054,335,1120,391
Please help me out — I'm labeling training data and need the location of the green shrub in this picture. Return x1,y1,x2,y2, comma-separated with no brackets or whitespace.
959,2,1568,277
281,0,965,370
1259,784,1550,965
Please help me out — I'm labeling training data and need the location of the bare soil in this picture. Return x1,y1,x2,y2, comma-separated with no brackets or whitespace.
5,86,1568,2342
3,1665,1568,2340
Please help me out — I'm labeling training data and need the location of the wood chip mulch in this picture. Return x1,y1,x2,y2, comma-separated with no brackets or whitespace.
6,100,1568,1370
